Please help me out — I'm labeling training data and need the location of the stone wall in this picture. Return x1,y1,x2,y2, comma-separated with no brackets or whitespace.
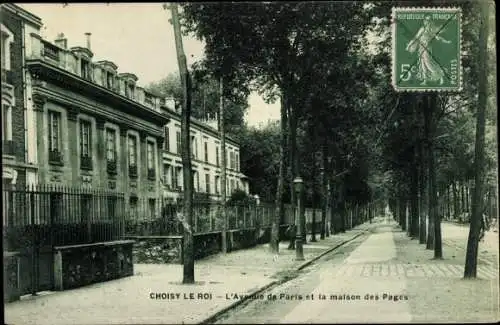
53,240,134,291
130,225,293,264
3,252,20,302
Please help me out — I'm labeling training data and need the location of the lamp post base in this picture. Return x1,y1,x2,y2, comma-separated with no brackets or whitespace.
295,238,305,261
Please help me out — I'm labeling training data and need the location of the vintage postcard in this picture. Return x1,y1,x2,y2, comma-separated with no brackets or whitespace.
2,2,498,324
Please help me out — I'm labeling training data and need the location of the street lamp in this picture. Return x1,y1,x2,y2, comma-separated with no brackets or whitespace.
294,177,305,261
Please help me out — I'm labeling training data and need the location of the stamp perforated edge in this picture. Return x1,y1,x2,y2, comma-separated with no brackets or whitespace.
391,6,463,93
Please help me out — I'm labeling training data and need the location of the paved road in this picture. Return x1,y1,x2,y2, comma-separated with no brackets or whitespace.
215,222,499,324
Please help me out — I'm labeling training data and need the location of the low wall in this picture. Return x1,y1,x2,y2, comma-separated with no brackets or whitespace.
129,224,293,264
53,240,134,291
3,252,20,302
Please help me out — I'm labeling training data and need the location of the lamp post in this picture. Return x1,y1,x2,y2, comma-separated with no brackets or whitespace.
294,177,305,261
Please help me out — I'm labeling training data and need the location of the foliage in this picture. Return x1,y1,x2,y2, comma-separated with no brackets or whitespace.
227,189,257,206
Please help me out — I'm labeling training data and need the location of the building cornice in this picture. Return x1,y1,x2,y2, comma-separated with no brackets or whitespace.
27,59,169,127
1,4,43,28
162,110,240,147
32,88,164,138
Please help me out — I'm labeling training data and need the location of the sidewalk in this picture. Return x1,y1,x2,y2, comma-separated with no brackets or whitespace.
394,222,499,323
4,223,374,325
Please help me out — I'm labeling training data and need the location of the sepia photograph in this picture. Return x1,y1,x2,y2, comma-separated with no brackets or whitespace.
1,1,498,324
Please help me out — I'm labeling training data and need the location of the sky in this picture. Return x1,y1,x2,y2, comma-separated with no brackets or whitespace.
18,3,281,128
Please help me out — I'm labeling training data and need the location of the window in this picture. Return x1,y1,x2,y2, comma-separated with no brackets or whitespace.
106,72,114,89
48,111,63,164
204,142,208,162
230,152,235,169
128,135,138,177
2,104,11,141
171,166,176,188
129,196,138,219
176,131,181,154
81,59,90,80
80,120,92,157
147,141,156,179
1,27,14,71
235,153,239,171
48,111,61,151
191,136,196,158
126,83,135,99
1,32,8,70
80,120,92,169
163,126,170,151
205,174,210,193
106,128,117,162
215,176,219,194
216,146,220,166
230,179,235,194
106,128,117,174
149,199,156,219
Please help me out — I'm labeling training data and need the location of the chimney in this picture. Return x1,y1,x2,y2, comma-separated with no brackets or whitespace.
54,33,67,49
84,32,92,51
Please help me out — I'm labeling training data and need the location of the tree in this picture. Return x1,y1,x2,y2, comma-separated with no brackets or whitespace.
168,3,194,284
181,2,374,253
464,0,491,278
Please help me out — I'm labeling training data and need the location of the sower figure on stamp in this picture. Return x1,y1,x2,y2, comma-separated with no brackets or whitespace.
406,15,452,86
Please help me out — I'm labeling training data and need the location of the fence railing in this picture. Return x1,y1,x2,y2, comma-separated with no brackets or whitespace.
123,198,323,236
3,184,125,252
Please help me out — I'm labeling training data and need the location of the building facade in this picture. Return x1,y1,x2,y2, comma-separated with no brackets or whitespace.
2,3,249,216
1,3,43,186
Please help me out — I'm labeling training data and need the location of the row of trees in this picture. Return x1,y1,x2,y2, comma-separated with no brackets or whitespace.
163,1,496,284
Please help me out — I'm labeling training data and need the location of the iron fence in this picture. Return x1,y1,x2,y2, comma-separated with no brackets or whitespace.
3,184,126,252
123,198,323,236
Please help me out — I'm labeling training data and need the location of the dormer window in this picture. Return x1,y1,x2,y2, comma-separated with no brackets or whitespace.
127,83,135,99
106,71,114,89
81,59,90,80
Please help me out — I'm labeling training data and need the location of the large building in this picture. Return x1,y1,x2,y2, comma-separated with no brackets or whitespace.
1,3,43,186
2,3,249,214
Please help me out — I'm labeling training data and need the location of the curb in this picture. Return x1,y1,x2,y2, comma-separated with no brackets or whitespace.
198,229,368,324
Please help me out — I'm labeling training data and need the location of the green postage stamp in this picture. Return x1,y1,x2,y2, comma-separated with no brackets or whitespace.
392,7,463,92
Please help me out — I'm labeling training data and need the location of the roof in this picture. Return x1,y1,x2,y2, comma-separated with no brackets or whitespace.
1,3,43,28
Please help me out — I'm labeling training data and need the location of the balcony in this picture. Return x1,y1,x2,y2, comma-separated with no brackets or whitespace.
1,68,14,85
129,164,138,178
80,155,93,170
42,41,60,62
48,149,63,165
147,168,156,180
107,160,117,175
2,140,16,156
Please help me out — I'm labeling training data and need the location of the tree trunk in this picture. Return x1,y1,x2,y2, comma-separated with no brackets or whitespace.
461,182,466,214
464,180,471,213
425,95,435,251
453,180,459,219
271,93,288,253
427,93,442,259
419,131,427,244
446,185,451,221
320,143,327,239
310,155,317,242
464,0,489,278
219,76,228,254
410,149,420,238
288,105,297,241
170,4,194,284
